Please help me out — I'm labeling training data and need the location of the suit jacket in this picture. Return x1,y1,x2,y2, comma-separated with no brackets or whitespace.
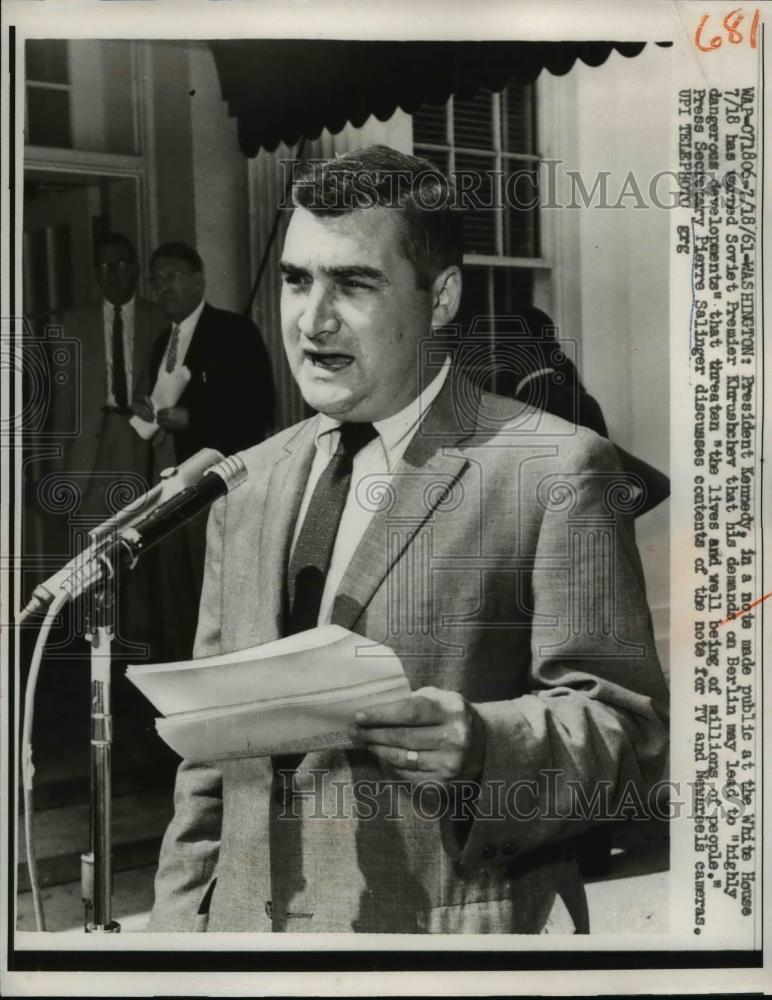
504,366,670,517
146,303,275,462
149,370,669,934
49,296,166,477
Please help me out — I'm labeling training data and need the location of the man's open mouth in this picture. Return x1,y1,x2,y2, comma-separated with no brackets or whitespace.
305,351,354,372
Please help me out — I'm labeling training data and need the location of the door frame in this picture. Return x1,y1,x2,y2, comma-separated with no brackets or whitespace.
24,148,153,300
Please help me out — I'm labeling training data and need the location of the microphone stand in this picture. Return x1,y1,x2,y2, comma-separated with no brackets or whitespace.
20,451,247,932
81,553,120,933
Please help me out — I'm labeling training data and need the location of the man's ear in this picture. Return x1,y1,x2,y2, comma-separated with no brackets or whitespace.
430,265,462,328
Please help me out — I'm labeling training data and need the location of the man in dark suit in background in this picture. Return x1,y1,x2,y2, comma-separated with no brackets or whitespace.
134,241,275,661
136,241,275,462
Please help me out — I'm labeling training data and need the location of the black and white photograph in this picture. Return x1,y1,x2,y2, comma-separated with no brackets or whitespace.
0,0,767,996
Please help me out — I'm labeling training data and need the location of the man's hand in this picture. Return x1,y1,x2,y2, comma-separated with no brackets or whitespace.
156,406,190,432
132,396,155,423
349,686,486,786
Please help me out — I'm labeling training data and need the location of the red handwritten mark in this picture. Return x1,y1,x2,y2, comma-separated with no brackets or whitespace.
695,13,723,50
750,7,761,46
724,7,746,43
719,590,772,625
695,8,762,50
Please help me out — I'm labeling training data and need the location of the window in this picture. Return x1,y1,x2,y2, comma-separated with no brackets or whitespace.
26,40,73,148
413,84,544,393
25,40,140,155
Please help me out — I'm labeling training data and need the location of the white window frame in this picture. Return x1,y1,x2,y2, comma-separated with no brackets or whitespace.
412,84,552,340
22,41,158,291
532,70,582,345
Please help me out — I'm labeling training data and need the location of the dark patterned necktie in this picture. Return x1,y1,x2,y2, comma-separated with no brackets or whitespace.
111,305,128,409
274,421,378,779
165,324,180,373
286,421,378,635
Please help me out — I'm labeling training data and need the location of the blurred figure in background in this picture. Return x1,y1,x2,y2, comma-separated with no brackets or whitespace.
38,231,171,792
51,231,166,524
495,305,670,519
134,241,275,661
494,304,669,877
48,231,166,650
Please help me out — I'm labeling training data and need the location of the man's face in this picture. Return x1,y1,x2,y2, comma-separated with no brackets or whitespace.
280,206,436,423
94,242,138,306
150,257,205,323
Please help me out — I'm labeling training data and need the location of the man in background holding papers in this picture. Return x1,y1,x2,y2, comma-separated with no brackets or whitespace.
134,241,276,662
150,146,668,934
137,242,275,464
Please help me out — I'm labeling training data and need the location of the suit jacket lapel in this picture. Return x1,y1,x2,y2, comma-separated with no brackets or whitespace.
182,301,209,375
149,325,171,386
79,305,107,473
131,300,145,379
331,373,473,631
82,304,107,410
255,418,318,640
132,299,155,398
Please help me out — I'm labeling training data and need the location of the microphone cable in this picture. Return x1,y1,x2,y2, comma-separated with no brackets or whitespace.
18,451,247,931
20,589,69,932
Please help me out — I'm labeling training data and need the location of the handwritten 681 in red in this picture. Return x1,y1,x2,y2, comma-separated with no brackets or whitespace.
695,8,762,51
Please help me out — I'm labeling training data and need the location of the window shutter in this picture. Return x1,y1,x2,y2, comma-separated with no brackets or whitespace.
412,102,447,145
453,90,494,150
502,84,535,154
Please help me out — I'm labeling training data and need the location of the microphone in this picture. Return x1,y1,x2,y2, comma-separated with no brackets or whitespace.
87,447,226,545
21,449,226,619
20,452,247,620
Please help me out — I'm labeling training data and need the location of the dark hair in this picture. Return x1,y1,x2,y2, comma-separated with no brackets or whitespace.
291,145,464,289
93,232,137,263
150,241,203,273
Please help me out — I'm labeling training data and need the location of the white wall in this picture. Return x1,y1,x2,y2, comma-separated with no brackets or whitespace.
566,45,672,668
150,43,196,248
189,44,251,313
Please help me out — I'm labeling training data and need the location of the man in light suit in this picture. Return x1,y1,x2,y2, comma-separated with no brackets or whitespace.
46,232,166,652
150,147,668,934
49,231,166,524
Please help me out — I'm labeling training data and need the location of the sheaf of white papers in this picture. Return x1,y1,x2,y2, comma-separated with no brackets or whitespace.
126,625,410,762
129,364,191,440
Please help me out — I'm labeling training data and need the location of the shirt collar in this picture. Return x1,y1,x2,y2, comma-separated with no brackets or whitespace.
174,297,206,338
103,295,135,317
314,356,451,467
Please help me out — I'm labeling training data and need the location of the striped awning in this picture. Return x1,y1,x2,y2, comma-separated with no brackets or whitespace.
209,40,667,156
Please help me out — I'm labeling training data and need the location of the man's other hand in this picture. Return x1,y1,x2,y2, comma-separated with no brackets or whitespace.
350,686,486,786
156,406,190,431
132,396,155,423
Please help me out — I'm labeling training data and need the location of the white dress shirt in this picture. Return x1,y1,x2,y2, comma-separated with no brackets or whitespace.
160,297,206,373
103,296,134,406
291,358,451,626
